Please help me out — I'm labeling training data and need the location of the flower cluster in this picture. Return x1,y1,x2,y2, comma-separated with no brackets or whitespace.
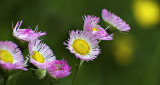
0,8,130,84
0,20,71,80
65,9,130,62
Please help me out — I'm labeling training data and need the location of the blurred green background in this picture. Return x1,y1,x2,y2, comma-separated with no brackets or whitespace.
0,0,160,85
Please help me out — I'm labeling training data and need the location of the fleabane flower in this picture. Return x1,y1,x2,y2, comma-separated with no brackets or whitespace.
64,30,100,61
83,15,113,40
102,9,131,32
28,40,56,69
47,59,71,79
13,20,46,42
0,41,27,70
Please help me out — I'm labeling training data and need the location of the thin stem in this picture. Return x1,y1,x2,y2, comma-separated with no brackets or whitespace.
3,75,8,85
79,61,84,68
72,59,82,85
13,78,17,85
50,79,53,85
98,40,101,44
48,75,54,85
12,71,24,85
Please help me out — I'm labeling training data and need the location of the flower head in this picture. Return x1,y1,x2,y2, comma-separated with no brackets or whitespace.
102,9,130,32
13,20,46,42
28,40,56,69
83,15,113,40
0,41,27,70
64,30,100,61
47,59,71,79
133,0,159,27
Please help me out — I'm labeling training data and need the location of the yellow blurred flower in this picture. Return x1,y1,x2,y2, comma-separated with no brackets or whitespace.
133,0,159,28
114,35,134,66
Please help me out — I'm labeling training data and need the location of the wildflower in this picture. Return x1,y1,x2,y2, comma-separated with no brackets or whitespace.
64,30,100,61
133,0,159,27
102,9,130,32
28,40,56,69
47,59,71,79
114,36,134,66
83,15,113,40
0,41,27,70
13,20,46,42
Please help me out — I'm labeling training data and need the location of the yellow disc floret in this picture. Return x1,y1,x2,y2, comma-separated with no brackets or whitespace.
0,50,13,63
92,27,99,31
72,39,90,55
32,51,45,63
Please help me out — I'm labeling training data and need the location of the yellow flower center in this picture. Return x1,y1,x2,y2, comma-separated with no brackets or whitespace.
0,50,13,63
72,39,90,55
32,51,45,63
92,27,99,31
56,67,62,71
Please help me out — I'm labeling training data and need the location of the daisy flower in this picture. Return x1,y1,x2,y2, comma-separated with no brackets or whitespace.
64,30,100,61
47,59,71,79
0,41,27,70
102,9,131,32
83,15,113,40
28,40,56,69
13,20,46,42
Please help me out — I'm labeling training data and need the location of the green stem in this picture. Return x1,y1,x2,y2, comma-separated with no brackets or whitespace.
13,78,17,85
79,61,84,68
48,75,54,85
12,71,24,85
72,60,83,85
50,79,53,85
98,40,101,44
3,75,8,85
0,73,3,85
